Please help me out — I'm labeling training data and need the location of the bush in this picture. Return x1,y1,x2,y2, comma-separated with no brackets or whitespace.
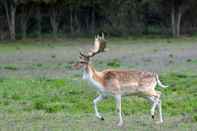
107,59,121,68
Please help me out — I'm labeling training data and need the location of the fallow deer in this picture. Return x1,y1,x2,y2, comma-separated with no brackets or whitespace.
74,34,168,127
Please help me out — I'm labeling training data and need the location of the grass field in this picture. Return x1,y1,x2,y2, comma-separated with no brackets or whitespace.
0,37,197,131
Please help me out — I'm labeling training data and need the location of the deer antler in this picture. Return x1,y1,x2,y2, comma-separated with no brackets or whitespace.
79,33,106,62
87,33,106,57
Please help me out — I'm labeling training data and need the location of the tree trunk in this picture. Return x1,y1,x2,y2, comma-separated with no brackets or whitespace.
3,1,16,40
70,6,73,34
20,6,31,39
91,3,95,34
86,11,89,33
21,18,27,39
10,5,16,40
36,6,42,38
171,5,176,37
74,9,80,33
50,7,58,38
176,7,183,37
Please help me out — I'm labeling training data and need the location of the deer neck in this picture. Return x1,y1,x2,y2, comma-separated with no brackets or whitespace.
83,64,97,80
83,64,104,92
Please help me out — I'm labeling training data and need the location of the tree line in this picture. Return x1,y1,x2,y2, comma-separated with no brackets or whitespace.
0,0,197,40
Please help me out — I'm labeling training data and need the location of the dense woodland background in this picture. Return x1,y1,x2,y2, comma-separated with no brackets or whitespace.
0,0,197,40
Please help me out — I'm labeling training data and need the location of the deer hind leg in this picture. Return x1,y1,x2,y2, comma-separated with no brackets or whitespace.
147,90,163,123
93,95,104,120
156,98,163,123
115,94,123,127
155,91,163,123
147,96,158,120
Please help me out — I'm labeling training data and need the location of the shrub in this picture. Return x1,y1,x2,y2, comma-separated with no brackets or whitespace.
107,59,121,68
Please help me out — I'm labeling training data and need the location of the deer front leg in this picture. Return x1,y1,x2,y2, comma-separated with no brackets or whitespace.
115,95,123,127
93,95,104,120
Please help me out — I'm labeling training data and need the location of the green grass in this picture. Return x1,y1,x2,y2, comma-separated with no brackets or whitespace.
0,37,197,130
107,59,121,68
0,74,197,130
0,74,196,116
0,64,18,71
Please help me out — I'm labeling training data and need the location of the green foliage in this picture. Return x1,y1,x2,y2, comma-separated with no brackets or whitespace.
1,0,197,40
0,64,18,70
188,59,197,64
107,59,121,68
193,114,197,122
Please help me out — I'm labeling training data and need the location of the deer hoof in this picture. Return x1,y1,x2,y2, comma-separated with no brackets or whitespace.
152,115,155,120
100,116,104,121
